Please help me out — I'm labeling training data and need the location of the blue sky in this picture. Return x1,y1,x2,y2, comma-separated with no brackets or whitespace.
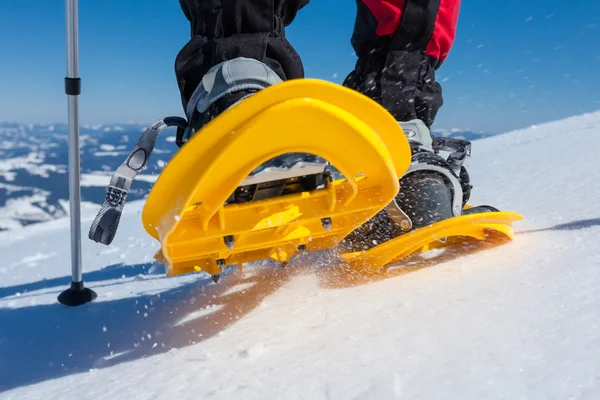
0,0,599,133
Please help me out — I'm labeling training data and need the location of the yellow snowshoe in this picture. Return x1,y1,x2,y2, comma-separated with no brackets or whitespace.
89,78,523,279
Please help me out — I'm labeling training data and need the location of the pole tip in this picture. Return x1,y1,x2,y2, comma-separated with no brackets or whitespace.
58,281,97,306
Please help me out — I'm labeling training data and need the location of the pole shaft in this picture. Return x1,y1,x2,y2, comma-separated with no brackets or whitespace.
66,0,79,79
65,0,83,283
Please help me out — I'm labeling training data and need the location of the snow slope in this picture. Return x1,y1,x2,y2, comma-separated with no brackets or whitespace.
1,112,600,399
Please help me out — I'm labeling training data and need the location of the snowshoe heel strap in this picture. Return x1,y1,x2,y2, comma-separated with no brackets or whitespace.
432,137,472,170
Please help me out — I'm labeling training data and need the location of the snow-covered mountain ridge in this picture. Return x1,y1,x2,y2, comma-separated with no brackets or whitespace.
0,122,175,230
0,121,491,230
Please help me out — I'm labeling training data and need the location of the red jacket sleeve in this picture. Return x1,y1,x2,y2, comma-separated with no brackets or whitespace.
361,0,461,62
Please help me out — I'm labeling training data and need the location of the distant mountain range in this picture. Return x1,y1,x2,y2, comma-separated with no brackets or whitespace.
0,122,493,230
432,128,493,141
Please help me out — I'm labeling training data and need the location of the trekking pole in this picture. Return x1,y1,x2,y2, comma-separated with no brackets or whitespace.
57,0,97,306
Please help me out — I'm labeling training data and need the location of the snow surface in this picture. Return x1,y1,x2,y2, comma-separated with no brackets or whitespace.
1,112,600,399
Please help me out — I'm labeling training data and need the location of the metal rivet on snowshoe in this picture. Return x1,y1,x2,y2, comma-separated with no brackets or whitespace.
321,218,332,231
224,235,234,250
400,220,412,231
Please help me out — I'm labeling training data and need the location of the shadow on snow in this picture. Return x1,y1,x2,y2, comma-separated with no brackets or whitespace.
519,218,600,234
0,263,160,300
0,262,295,393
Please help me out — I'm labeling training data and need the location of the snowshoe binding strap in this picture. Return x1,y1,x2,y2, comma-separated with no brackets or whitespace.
432,136,472,172
89,117,185,245
396,119,473,218
176,57,283,147
185,57,282,116
399,119,434,152
399,119,472,173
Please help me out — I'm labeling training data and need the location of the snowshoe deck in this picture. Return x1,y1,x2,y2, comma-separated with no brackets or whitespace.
142,79,412,276
339,210,524,274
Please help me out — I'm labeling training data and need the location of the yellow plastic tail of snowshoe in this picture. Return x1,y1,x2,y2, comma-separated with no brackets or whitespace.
142,79,412,276
340,210,525,274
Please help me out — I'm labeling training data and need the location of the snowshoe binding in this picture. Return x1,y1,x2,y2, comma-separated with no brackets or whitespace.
339,120,522,273
340,119,471,252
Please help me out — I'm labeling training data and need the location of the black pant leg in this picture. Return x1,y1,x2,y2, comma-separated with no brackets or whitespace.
344,0,447,127
175,0,309,104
